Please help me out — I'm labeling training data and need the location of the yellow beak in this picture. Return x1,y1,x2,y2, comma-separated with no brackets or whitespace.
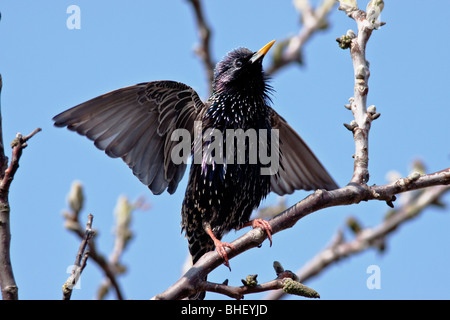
250,40,276,63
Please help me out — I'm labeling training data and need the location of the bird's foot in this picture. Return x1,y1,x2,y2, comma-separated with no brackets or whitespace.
240,219,273,247
205,227,235,270
213,239,235,271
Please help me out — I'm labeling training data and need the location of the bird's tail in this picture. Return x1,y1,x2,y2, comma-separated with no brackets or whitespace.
187,230,215,300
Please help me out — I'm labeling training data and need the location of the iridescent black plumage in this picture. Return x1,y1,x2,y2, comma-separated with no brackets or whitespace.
53,41,338,300
182,46,274,266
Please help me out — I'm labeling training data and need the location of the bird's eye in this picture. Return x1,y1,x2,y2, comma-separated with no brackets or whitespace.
234,59,243,68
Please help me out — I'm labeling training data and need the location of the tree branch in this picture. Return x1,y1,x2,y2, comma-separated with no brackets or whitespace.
154,168,450,299
63,214,94,300
264,180,450,299
186,0,215,96
0,128,41,300
63,182,125,300
266,0,337,75
201,265,319,300
63,182,149,299
95,196,149,299
338,0,385,184
0,72,41,300
0,74,7,178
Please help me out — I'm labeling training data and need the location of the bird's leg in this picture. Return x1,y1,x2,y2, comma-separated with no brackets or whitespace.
205,226,235,270
238,219,273,247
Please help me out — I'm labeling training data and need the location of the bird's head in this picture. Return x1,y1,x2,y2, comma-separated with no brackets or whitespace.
212,40,275,96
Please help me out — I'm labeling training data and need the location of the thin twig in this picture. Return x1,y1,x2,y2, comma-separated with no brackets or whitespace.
266,0,337,75
338,1,385,184
63,214,94,300
63,182,125,300
186,0,215,95
155,261,319,300
205,263,319,300
0,128,41,196
95,196,149,299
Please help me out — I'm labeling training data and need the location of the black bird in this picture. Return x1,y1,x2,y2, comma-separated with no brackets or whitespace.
53,40,338,298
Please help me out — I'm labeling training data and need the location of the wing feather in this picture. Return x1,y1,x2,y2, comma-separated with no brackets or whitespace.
53,81,204,194
269,108,338,195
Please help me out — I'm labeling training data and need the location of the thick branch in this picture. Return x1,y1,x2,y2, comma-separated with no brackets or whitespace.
0,116,41,299
264,182,450,299
0,74,7,178
0,73,16,301
154,168,450,299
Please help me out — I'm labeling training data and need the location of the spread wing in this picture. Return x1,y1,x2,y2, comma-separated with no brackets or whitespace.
269,108,338,195
53,81,204,195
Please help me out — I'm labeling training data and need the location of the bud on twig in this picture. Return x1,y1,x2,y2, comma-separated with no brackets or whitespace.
241,274,258,287
336,31,356,49
344,120,358,131
282,278,320,298
273,261,284,276
338,0,358,14
346,216,362,234
68,181,84,214
366,0,385,28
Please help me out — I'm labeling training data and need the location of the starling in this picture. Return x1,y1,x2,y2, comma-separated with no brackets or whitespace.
53,40,338,299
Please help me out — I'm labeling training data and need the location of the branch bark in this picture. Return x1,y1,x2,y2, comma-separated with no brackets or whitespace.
154,168,450,300
338,0,385,184
264,182,450,300
0,128,41,301
63,183,125,300
95,196,148,299
201,272,319,300
186,0,215,96
0,128,42,300
63,184,149,299
266,0,337,75
0,72,41,300
63,214,94,300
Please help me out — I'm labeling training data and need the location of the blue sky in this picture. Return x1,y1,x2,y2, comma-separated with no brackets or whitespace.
0,1,449,300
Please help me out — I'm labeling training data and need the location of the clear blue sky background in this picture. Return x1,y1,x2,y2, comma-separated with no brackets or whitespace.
0,1,448,300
